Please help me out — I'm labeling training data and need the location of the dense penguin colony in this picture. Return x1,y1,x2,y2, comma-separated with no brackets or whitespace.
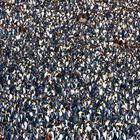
0,0,140,140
